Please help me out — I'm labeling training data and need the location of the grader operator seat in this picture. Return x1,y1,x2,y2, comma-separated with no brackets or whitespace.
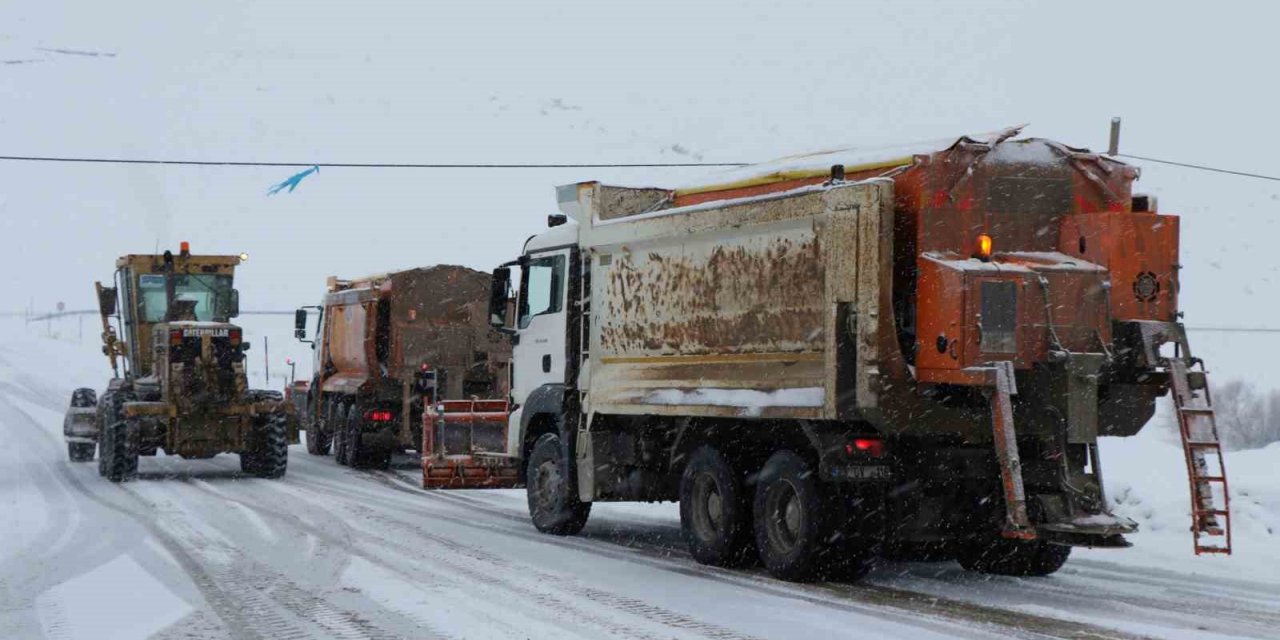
168,299,199,322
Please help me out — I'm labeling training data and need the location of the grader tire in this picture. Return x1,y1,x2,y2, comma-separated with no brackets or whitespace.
104,418,137,483
68,442,95,462
245,413,289,479
97,391,118,477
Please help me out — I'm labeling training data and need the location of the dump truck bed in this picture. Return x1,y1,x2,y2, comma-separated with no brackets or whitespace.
566,179,896,424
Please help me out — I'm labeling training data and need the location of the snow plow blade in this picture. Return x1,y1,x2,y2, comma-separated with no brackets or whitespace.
421,399,520,489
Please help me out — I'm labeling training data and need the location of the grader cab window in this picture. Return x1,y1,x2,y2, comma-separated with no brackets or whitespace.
138,274,235,322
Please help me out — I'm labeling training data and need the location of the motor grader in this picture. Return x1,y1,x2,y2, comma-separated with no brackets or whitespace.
67,242,296,481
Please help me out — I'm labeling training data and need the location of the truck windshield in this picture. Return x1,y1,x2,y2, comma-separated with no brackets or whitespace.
138,274,234,322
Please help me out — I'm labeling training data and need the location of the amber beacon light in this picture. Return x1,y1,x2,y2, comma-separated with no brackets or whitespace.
975,234,993,261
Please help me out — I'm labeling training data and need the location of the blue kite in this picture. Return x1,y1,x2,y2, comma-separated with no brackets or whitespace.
267,165,320,195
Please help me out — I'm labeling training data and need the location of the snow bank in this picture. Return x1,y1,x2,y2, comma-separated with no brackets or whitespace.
1087,426,1280,580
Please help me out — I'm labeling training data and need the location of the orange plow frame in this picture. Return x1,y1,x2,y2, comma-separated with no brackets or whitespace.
421,399,520,489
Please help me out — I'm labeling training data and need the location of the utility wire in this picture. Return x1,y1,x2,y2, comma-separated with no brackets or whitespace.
1117,153,1280,183
1,152,1276,183
1185,326,1280,334
0,155,748,169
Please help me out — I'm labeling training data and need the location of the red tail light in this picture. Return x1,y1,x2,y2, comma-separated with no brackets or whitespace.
169,330,183,346
846,438,885,458
229,329,242,345
364,410,394,422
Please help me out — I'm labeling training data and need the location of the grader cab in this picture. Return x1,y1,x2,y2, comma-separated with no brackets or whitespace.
67,242,296,481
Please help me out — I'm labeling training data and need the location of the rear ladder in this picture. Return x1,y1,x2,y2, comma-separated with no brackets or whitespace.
1168,358,1232,555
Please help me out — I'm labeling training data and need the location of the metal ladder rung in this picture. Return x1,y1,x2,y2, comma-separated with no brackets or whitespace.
1168,357,1232,555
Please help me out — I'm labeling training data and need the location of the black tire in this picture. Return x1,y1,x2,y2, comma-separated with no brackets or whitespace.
305,395,332,456
98,422,112,477
246,413,289,479
526,432,591,535
68,442,95,462
957,536,1072,576
344,403,363,468
753,450,835,582
70,387,98,409
332,402,350,466
123,418,140,477
680,446,756,567
104,417,137,482
97,391,117,477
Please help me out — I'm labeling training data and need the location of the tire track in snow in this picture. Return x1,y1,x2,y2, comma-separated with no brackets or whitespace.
128,479,449,640
242,473,708,640
362,469,1158,640
179,478,482,640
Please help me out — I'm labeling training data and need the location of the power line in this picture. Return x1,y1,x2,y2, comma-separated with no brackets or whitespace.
1117,153,1280,182
0,155,748,169
1186,326,1280,334
1,152,1276,184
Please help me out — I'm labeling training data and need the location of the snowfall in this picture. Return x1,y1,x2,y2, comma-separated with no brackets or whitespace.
0,315,1277,640
4,1,1280,638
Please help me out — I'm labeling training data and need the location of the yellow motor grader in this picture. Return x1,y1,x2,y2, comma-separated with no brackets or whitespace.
68,242,296,481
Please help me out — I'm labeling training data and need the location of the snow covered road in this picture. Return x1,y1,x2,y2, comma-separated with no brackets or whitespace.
3,326,1280,639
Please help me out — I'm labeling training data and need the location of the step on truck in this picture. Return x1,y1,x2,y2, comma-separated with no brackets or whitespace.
294,266,511,470
65,242,297,481
486,127,1231,581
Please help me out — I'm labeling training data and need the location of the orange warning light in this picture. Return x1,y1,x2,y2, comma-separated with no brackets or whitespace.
975,234,993,261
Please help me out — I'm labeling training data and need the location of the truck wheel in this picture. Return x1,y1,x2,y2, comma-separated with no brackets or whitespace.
753,450,835,582
332,402,350,466
305,394,331,456
526,433,591,535
68,442,95,462
344,404,364,468
305,405,332,456
680,446,755,567
957,536,1071,576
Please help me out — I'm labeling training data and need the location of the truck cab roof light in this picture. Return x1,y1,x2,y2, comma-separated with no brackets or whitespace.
975,234,993,261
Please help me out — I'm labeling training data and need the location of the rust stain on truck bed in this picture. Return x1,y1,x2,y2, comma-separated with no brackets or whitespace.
599,225,825,356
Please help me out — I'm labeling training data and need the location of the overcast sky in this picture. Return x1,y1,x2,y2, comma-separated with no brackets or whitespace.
1,0,1276,385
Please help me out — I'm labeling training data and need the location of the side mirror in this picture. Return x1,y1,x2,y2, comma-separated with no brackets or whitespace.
489,267,514,333
228,289,240,318
96,283,117,317
294,308,308,340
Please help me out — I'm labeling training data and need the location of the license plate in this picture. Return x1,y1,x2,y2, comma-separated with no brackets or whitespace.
834,465,891,481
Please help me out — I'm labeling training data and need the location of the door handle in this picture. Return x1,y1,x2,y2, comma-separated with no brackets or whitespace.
542,354,552,373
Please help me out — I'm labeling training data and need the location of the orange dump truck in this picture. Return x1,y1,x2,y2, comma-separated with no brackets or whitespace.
293,266,510,469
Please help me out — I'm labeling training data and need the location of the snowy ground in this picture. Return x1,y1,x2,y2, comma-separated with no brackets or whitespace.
3,318,1280,640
